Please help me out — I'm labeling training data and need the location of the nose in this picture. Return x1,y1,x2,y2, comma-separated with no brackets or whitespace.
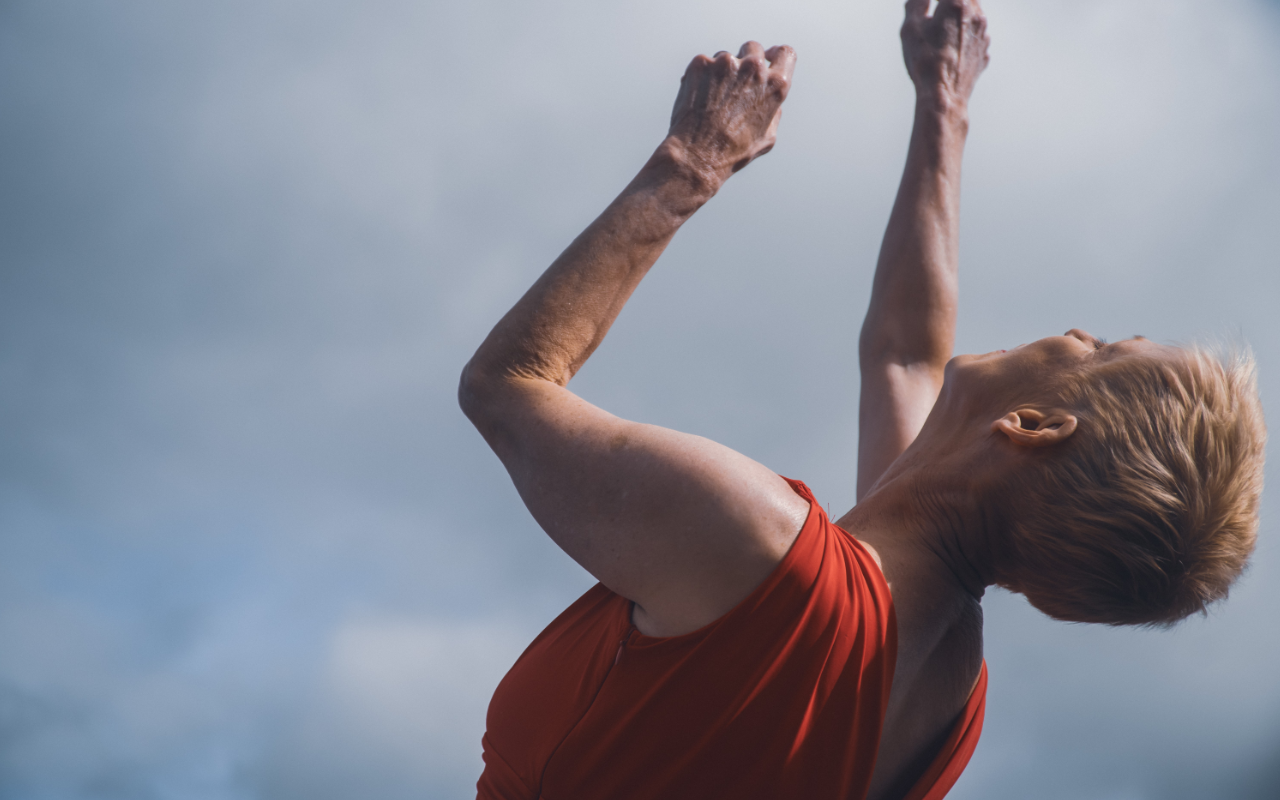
1065,328,1103,348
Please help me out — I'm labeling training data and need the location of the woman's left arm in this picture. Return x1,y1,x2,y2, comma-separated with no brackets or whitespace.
857,0,990,500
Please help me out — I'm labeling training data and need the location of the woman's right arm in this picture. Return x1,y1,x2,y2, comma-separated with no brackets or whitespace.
856,0,990,500
461,44,809,637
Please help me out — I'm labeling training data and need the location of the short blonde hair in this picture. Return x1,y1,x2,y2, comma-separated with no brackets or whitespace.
1004,345,1265,626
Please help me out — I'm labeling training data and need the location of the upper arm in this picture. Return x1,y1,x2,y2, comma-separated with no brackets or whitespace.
463,375,811,636
856,361,944,500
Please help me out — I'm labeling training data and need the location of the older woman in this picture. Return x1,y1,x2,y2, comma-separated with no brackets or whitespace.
458,1,1265,798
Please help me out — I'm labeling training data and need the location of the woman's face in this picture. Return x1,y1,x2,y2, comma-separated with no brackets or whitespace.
941,329,1175,414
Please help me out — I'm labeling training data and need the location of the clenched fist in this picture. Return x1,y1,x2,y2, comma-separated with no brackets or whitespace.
665,41,797,187
901,0,990,110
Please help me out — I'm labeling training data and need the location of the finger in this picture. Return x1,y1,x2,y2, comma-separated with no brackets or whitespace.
737,41,767,80
764,44,797,80
711,49,737,72
681,52,712,81
904,0,929,20
936,0,976,22
764,45,796,98
932,0,968,31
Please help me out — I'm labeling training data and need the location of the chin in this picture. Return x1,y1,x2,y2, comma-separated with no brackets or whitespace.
944,352,987,379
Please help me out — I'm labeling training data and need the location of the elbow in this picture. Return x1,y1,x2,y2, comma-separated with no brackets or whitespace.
457,359,491,424
859,327,910,369
458,360,516,454
858,328,891,367
858,327,951,373
457,359,534,434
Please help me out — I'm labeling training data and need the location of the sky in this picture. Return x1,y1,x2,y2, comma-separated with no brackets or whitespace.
1,0,1278,798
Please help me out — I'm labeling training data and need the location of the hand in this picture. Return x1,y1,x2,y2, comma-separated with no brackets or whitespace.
901,0,990,110
666,41,796,186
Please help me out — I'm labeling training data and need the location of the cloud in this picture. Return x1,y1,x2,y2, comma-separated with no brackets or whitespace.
1,0,1278,797
256,617,527,800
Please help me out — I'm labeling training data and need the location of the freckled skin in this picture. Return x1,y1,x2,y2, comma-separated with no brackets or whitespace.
459,2,1178,796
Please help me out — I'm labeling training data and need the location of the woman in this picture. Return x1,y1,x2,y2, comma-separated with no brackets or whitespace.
459,1,1265,798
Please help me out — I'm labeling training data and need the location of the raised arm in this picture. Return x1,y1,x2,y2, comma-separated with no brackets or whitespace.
461,44,807,637
461,38,787,390
857,0,990,500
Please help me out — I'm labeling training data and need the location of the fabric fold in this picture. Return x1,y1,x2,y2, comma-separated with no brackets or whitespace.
477,478,987,800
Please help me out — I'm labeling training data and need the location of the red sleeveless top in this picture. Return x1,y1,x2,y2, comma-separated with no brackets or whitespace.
478,478,987,800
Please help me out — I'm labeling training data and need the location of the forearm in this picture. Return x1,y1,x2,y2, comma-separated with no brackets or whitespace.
462,140,717,399
461,41,793,438
860,99,969,371
855,0,988,499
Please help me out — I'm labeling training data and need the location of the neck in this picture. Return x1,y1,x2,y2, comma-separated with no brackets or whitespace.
839,455,1004,601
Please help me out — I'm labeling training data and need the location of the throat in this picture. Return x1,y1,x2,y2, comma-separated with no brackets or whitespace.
840,482,997,602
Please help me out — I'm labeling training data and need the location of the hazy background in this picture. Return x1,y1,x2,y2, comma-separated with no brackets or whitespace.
2,0,1278,798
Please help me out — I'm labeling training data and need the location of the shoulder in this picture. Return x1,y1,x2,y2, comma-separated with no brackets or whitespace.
631,471,811,637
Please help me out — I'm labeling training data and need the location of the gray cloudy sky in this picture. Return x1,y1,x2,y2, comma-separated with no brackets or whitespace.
2,1,1279,798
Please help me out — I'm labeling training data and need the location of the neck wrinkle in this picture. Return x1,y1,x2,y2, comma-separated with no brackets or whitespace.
916,480,998,601
864,465,1002,602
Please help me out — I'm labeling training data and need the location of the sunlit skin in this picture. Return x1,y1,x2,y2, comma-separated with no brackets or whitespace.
939,330,1175,450
460,0,1190,797
940,330,1171,437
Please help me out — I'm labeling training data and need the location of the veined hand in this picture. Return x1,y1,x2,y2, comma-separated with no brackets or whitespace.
902,0,990,112
665,41,797,188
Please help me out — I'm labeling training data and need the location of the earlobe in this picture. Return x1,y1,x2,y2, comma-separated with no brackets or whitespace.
992,408,1079,448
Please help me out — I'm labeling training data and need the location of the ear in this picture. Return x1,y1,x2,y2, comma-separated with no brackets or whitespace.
991,408,1078,448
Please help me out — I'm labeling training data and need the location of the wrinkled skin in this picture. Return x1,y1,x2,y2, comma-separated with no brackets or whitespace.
902,0,990,108
667,42,796,182
463,2,1016,799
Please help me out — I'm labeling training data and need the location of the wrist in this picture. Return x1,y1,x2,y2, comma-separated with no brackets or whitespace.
914,91,971,134
636,137,724,217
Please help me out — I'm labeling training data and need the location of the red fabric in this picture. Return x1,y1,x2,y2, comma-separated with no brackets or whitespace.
477,478,987,800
